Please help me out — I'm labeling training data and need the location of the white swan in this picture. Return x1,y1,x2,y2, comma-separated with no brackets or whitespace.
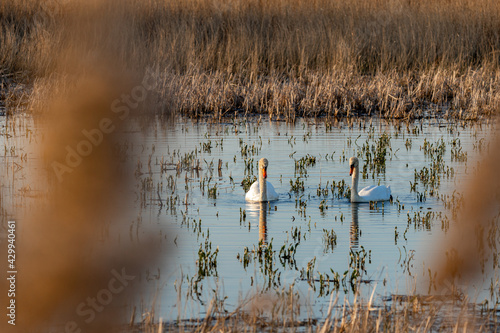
245,158,279,202
349,157,391,203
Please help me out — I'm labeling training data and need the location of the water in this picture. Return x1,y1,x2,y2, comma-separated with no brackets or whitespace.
130,117,494,320
0,115,495,323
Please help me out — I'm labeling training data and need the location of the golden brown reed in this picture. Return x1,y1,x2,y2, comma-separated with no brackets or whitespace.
155,68,500,120
0,1,162,332
2,0,500,119
141,287,495,332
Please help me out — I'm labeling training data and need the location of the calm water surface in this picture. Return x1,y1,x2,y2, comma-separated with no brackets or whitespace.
1,114,496,325
131,117,494,320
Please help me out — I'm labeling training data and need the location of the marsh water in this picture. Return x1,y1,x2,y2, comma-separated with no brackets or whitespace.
129,117,496,321
1,115,496,323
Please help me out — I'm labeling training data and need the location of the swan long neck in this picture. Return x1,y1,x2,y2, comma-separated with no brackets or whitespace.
259,167,267,201
351,165,360,202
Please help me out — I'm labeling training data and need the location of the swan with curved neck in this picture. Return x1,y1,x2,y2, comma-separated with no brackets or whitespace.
349,157,391,203
245,158,279,202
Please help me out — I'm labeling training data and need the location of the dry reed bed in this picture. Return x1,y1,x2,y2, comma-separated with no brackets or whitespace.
17,66,500,121
156,67,500,120
1,0,500,119
133,291,499,332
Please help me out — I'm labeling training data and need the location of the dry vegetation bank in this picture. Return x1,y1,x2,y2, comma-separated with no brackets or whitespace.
2,0,500,117
2,0,500,119
130,290,499,333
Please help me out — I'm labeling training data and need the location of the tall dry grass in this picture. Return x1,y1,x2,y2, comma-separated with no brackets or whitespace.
134,0,500,74
1,0,500,119
3,0,500,74
136,286,498,332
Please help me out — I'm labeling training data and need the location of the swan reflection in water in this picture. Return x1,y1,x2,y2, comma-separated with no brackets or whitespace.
245,201,269,245
350,203,360,250
259,202,268,244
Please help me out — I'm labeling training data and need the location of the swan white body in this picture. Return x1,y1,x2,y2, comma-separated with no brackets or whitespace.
245,158,279,202
349,157,391,203
245,180,279,202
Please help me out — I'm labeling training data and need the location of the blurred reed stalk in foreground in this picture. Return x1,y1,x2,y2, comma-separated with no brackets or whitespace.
434,124,500,293
0,1,162,332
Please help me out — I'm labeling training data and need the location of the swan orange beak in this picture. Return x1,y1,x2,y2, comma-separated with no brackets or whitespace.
349,165,354,176
263,168,267,179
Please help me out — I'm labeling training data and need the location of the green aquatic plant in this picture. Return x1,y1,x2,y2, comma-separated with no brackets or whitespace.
236,246,252,269
244,157,254,175
239,141,260,158
298,247,372,295
241,175,257,192
331,179,351,199
208,183,217,199
399,246,416,275
197,239,219,278
349,246,371,274
322,228,337,253
317,181,330,197
405,138,413,150
358,132,392,177
301,257,317,282
279,241,298,269
202,140,212,153
412,137,455,198
239,207,247,223
294,154,317,176
290,177,305,193
295,195,307,217
319,199,328,213
450,138,468,162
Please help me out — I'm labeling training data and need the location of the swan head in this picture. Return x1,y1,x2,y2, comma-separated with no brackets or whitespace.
259,158,269,179
349,157,359,176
